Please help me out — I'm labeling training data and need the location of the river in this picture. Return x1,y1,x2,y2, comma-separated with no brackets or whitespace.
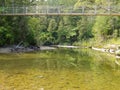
0,48,120,90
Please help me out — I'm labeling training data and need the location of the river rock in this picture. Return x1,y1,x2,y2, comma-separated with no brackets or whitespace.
115,50,120,56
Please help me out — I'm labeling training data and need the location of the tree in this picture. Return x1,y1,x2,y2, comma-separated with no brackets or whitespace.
47,19,57,32
92,16,114,42
77,17,93,41
0,26,14,46
28,17,48,46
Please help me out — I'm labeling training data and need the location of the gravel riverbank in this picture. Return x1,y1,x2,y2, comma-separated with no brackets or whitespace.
0,46,56,53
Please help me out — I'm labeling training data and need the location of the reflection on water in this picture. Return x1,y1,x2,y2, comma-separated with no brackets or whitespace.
0,49,120,90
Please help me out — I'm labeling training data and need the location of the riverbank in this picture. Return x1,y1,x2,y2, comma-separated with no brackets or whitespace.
0,45,81,54
0,46,56,53
1,45,120,65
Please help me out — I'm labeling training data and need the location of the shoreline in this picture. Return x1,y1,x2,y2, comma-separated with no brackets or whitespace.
1,45,120,65
0,45,81,54
0,46,56,54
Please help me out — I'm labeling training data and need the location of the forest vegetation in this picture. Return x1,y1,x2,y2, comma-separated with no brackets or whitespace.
0,0,120,47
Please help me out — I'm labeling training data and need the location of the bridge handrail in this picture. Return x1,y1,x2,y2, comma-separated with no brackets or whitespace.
0,5,120,15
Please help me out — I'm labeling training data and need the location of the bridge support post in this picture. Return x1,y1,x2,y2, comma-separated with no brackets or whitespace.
82,6,85,14
12,7,14,14
94,5,97,15
46,6,48,14
26,7,28,14
108,6,111,15
58,7,60,14
12,0,14,14
35,6,38,13
15,7,17,14
2,6,5,14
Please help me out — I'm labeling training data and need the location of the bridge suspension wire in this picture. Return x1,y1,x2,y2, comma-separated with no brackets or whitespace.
0,5,120,16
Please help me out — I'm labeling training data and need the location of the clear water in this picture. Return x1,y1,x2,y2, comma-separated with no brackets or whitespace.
0,49,120,90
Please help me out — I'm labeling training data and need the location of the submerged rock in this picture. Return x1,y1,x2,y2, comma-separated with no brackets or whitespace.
35,75,44,78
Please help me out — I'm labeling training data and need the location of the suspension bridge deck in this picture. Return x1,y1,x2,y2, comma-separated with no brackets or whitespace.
0,5,120,16
1,13,120,16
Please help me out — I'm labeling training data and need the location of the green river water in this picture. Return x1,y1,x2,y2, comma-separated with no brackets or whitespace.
0,48,120,90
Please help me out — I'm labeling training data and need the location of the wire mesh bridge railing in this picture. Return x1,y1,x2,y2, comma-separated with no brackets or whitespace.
0,5,120,16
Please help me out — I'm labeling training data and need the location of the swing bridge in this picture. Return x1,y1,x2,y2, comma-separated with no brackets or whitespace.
0,5,120,16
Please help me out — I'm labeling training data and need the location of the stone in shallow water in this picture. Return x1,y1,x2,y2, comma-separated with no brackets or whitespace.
116,50,120,56
35,75,44,78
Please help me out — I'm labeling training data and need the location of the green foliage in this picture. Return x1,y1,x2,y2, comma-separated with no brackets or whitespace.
47,19,57,32
93,16,114,42
77,17,93,41
28,17,48,45
0,26,14,46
